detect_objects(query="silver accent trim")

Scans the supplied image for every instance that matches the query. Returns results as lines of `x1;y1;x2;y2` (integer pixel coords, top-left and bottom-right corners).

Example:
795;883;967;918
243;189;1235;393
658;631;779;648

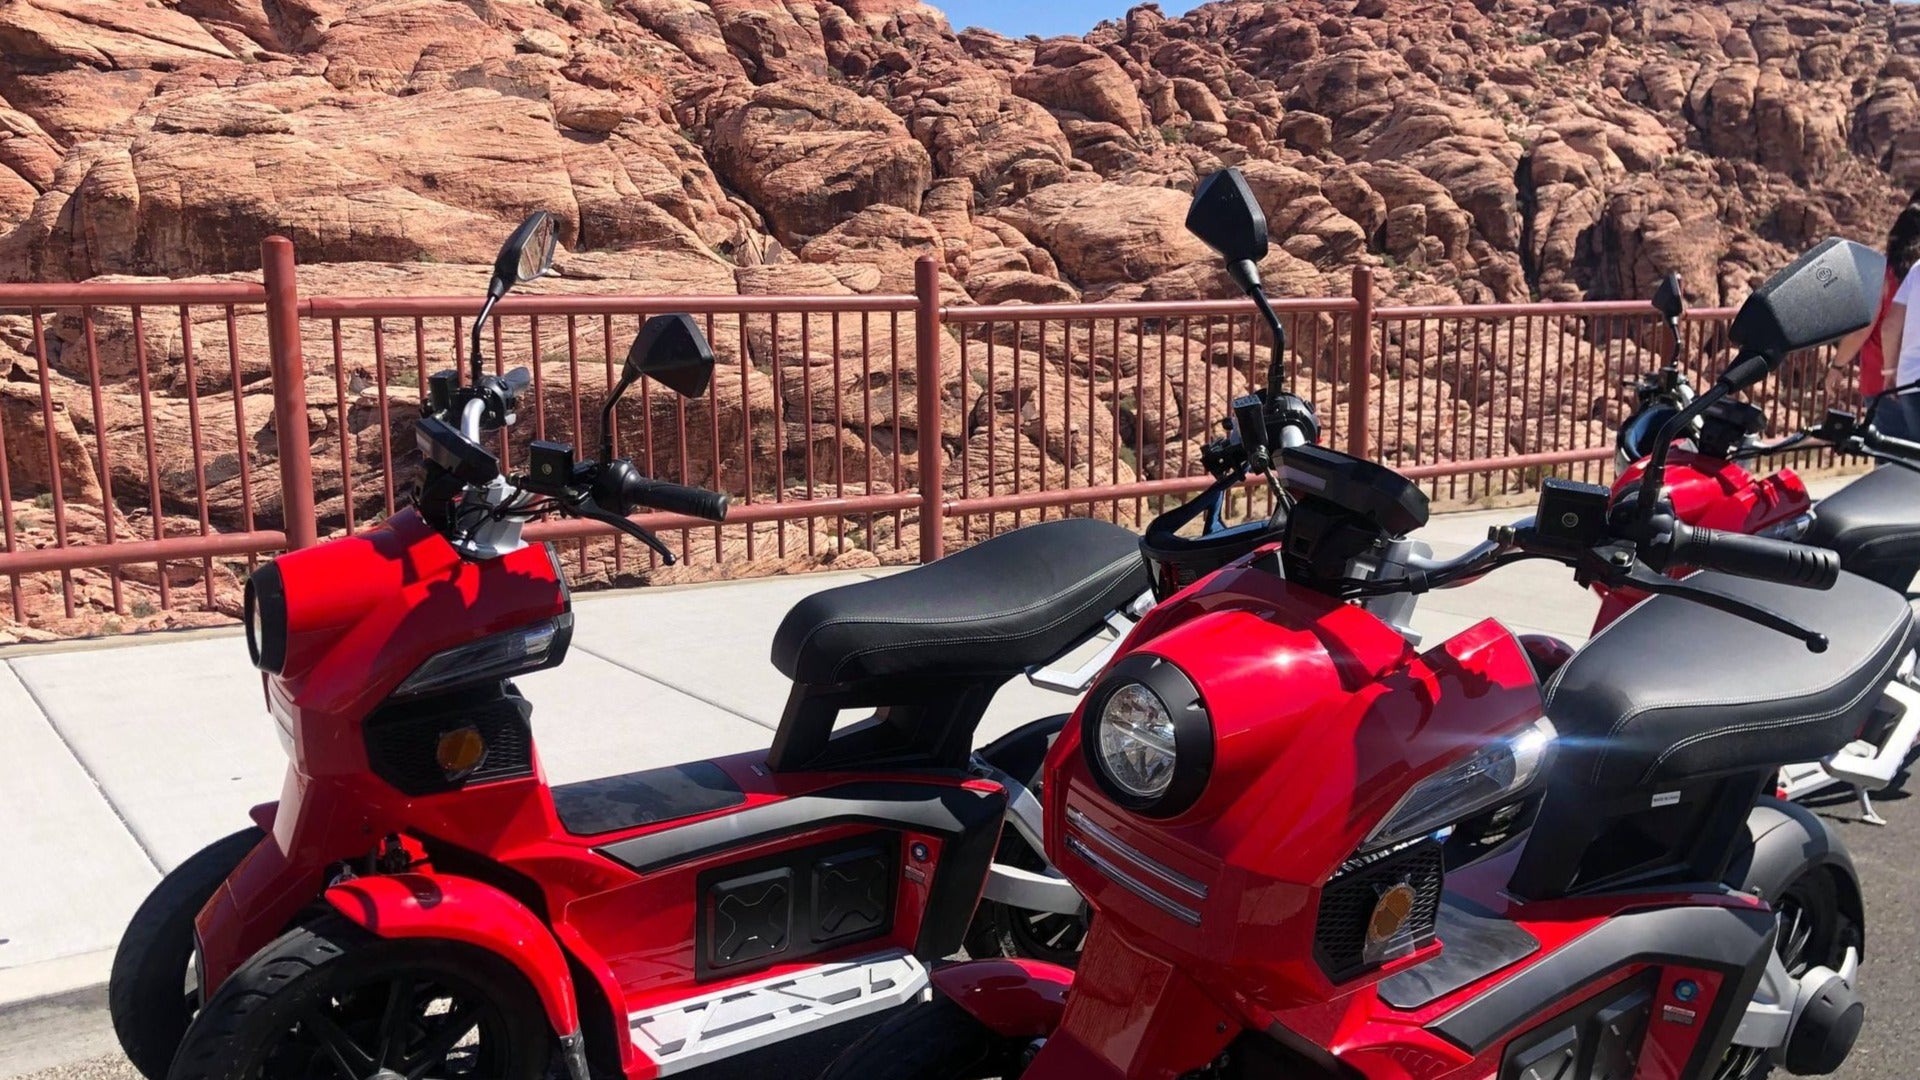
1064;836;1202;926
1026;590;1155;694
1065;807;1208;902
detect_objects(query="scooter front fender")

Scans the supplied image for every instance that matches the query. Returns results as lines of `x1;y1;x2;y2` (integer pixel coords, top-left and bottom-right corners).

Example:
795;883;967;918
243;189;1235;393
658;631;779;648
930;959;1072;1039
325;873;580;1036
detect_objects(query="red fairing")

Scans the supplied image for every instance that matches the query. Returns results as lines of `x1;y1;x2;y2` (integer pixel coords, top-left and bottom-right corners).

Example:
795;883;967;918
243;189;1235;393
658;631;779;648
326;873;581;1035
1039;561;1545;1075
1596;451;1812;628
931;958;1072;1038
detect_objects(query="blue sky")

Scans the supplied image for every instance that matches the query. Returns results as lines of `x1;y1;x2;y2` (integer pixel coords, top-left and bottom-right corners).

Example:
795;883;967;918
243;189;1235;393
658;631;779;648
939;0;1200;38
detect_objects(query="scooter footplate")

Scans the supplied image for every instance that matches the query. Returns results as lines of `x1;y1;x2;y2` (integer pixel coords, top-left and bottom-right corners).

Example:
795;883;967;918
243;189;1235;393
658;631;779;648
628;950;928;1075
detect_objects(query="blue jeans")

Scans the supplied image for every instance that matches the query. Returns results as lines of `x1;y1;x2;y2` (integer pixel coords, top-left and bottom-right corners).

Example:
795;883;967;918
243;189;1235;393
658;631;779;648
1874;391;1920;444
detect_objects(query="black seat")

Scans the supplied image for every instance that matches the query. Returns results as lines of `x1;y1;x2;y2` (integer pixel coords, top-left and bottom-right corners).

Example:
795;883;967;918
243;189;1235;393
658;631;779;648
1804;466;1920;591
771;518;1150;686
1545;570;1913;791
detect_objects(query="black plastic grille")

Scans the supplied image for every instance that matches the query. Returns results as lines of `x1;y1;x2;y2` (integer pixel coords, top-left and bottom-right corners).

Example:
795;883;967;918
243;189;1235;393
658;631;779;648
1313;839;1444;983
365;684;536;796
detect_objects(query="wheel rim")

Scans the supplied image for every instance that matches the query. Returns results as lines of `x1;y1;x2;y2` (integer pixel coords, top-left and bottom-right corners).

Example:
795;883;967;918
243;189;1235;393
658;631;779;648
997;836;1088;965
259;972;510;1080
1713;878;1844;1080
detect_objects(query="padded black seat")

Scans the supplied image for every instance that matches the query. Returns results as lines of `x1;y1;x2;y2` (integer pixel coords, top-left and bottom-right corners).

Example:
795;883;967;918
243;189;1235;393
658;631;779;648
1545;570;1913;790
771;518;1150;686
1804;465;1920;591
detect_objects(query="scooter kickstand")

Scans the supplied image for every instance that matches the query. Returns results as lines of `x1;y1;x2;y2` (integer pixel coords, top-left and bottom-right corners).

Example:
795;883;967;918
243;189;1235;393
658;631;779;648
1855;787;1887;827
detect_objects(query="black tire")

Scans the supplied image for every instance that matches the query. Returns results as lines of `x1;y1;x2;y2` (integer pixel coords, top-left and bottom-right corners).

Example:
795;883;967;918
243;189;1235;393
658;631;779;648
1714;868;1853;1080
167;913;551;1080
110;825;265;1080
821;995;1026;1080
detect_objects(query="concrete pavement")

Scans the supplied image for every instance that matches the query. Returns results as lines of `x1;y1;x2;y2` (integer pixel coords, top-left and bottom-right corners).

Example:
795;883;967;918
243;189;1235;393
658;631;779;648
1;474;1894;1080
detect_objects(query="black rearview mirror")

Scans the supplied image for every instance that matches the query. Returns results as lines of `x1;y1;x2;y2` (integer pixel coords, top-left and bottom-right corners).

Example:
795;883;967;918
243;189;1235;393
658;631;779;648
626;314;715;398
1186;169;1269;294
1729;238;1885;372
489;211;559;300
1651;273;1685;321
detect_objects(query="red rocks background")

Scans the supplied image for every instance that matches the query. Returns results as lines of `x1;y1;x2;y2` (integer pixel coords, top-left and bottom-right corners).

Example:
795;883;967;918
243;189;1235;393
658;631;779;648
0;0;1916;638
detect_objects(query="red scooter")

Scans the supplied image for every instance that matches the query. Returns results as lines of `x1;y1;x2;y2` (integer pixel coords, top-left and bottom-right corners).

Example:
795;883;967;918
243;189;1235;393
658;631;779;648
825;177;1896;1080
107;215;1153;1080
1606;285;1920;822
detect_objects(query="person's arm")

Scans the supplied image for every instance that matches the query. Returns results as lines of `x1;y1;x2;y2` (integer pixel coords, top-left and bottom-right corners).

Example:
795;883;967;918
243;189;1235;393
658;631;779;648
1886;303;1907;385
1834;323;1872;367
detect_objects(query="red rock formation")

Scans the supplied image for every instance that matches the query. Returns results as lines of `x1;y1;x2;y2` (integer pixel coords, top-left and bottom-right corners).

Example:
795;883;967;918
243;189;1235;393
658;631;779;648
0;0;1915;635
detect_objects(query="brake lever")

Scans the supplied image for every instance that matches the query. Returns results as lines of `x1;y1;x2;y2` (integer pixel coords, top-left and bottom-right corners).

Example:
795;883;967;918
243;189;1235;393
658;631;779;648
1582;548;1828;652
572;499;677;565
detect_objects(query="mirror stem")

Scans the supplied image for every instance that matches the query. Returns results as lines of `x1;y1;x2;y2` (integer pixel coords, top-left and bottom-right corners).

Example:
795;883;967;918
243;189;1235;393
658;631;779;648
470;292;501;387
600;374;636;464
1239;276;1288;398
1635;351;1765;521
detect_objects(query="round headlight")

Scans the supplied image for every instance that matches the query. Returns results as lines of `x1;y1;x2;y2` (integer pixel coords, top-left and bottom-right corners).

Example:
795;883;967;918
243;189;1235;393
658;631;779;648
244;562;288;674
1082;654;1213;817
1098;683;1177;798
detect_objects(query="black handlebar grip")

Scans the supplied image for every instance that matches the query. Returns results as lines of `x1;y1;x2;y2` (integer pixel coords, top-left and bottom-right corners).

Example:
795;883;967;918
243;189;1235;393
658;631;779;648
623;475;731;522
1673;526;1840;589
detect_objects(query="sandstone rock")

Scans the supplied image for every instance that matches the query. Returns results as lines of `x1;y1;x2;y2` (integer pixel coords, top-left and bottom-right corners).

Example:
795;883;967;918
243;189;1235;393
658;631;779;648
711;81;932;247
998;182;1211;287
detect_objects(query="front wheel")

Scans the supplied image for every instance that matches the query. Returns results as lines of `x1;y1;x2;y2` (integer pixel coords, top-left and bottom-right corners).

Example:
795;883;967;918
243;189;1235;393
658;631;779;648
167;914;552;1080
110;826;265;1080
1714;869;1855;1080
821;995;1028;1080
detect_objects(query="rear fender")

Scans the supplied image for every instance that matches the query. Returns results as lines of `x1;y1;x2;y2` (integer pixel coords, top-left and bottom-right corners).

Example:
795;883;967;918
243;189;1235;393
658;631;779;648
1729;797;1866;955
325;873;580;1035
929;958;1072;1039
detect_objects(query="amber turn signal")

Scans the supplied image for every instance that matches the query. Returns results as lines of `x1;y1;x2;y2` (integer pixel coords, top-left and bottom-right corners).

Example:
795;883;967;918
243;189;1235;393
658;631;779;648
435;726;488;782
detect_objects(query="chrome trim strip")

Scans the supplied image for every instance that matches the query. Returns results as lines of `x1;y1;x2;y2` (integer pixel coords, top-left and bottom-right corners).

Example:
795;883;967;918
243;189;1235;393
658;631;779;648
1066;807;1208;900
1065;836;1202;926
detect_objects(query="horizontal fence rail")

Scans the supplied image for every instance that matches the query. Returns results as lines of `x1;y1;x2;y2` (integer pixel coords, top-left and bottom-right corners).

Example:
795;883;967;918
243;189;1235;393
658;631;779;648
0;241;1863;639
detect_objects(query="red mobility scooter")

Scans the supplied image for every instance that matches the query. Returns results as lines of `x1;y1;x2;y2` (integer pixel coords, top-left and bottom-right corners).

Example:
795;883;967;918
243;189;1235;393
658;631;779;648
107;214;1152;1080
1607;280;1920;821
826;177;1895;1080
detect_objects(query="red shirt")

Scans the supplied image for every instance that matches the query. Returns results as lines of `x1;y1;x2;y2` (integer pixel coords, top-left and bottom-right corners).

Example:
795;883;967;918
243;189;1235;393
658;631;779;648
1860;265;1899;399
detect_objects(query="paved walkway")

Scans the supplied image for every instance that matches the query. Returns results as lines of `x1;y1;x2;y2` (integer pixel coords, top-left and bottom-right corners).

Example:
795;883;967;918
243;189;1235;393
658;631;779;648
0;476;1858;1037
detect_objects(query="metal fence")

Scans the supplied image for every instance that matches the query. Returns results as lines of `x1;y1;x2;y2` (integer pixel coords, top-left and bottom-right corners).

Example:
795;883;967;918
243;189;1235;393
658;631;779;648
0;239;1857;636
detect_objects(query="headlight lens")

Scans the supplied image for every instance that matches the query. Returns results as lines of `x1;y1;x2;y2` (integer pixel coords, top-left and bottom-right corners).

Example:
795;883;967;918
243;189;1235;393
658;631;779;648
1098;683;1178;798
394;613;573;697
1362;718;1556;853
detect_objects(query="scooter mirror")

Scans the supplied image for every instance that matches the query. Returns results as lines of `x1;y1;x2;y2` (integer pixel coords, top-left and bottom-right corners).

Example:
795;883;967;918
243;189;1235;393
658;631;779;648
1185;168;1269;295
1728;238;1885;375
625;314;715;398
488;211;559;300
1651;273;1685;322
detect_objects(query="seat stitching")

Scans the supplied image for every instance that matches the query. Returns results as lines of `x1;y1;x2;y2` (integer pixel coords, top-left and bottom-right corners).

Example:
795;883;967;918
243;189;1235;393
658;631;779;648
789;547;1139;665
1582;614;1905;785
824;556;1144;682
1636;654;1899;785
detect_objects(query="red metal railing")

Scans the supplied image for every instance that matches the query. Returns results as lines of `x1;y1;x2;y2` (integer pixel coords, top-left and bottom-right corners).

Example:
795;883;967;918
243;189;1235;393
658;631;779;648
0;241;1859;637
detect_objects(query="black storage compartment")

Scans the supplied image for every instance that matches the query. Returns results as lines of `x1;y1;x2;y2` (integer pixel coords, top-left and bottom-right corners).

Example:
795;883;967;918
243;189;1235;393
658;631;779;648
697;834;898;980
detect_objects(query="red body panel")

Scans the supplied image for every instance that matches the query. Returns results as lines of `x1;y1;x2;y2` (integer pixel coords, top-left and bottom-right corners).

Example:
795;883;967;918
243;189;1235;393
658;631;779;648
929;959;1072;1039
194;509;1003;1080
1595;451;1813;629
327;873;581;1033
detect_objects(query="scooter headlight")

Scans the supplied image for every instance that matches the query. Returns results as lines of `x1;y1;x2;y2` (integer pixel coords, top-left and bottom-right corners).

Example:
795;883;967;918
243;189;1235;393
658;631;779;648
244;562;288;675
1084;655;1212;817
1098;684;1177;798
1361;717;1556;853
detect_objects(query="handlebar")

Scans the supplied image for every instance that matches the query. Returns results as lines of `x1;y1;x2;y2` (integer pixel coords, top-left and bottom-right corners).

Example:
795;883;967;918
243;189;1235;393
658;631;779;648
621;473;731;522
1664;523;1840;589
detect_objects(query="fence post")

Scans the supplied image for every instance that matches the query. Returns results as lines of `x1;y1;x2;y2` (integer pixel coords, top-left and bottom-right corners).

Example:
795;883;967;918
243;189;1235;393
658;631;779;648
914;255;945;563
262;236;317;550
1346;265;1375;460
